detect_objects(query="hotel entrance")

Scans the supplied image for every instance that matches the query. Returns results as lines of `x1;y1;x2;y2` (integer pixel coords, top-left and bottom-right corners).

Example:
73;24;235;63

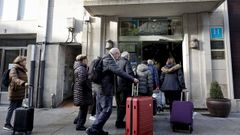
118;17;183;68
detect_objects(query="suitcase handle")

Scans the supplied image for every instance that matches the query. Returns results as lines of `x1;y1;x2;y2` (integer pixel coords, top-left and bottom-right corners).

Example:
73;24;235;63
131;83;139;96
181;90;189;101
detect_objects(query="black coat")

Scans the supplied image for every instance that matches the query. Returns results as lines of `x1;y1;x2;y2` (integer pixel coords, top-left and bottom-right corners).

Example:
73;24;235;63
160;64;185;92
73;61;92;106
116;57;134;93
100;54;134;96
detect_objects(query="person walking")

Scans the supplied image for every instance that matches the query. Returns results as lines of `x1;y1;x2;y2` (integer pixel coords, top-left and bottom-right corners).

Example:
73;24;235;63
136;61;153;96
159;57;185;112
3;56;28;131
147;59;160;90
86;48;139;135
115;51;134;128
73;54;92;131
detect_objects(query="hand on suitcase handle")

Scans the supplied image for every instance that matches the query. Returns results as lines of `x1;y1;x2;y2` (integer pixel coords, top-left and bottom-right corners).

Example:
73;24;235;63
133;78;139;84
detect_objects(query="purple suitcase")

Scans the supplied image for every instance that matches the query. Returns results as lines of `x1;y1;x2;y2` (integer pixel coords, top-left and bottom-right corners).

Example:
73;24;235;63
170;91;193;133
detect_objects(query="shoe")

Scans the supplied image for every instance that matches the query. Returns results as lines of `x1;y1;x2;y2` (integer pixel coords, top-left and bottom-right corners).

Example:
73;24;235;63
76;126;87;131
89;116;96;121
86;127;98;135
3;124;13;131
115;121;125;129
99;130;108;135
73;118;78;124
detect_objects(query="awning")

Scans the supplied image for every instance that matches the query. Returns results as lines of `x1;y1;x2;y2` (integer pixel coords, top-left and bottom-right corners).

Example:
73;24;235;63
84;0;225;17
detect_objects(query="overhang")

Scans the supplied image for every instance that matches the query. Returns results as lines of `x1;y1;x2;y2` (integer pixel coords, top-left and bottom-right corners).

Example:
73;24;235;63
84;0;224;17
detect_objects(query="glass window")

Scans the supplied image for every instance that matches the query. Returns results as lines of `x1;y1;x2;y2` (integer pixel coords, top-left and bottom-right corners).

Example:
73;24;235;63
211;51;225;60
22;0;37;20
211;41;224;49
1;0;19;20
119;18;182;36
1;50;20;91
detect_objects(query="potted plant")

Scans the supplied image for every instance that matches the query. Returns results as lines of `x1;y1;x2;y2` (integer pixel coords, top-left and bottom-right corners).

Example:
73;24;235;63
206;81;231;117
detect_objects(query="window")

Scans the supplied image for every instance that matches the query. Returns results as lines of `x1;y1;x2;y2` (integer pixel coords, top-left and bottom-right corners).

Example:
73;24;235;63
0;0;37;20
119;18;182;36
1;0;19;20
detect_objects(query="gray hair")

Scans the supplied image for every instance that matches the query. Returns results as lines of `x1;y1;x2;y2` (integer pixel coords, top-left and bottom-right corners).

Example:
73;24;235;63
121;51;129;59
147;59;154;65
109;48;120;55
76;54;87;61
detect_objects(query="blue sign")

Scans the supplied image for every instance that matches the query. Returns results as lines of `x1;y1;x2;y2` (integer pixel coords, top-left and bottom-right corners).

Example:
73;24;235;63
210;27;223;39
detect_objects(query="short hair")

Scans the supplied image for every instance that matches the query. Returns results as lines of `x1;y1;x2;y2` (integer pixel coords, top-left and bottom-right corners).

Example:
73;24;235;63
121;51;129;59
13;56;26;64
105;40;114;49
76;54;87;61
147;59;153;65
109;48;120;55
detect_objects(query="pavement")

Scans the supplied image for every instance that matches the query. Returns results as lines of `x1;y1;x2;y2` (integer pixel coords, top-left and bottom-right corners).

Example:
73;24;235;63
1;105;240;135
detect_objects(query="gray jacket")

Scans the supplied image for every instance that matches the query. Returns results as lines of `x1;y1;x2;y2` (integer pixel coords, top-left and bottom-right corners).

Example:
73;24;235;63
160;64;185;92
136;64;153;95
101;54;134;96
116;57;134;93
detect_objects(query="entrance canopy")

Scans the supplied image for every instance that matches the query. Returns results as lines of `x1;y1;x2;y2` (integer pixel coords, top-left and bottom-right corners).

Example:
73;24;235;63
84;0;224;17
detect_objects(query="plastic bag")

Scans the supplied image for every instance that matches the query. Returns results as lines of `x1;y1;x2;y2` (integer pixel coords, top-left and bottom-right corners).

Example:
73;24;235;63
152;91;166;108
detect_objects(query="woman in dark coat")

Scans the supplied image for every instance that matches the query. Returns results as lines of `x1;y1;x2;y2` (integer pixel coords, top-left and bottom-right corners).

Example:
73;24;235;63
3;56;28;131
73;54;92;131
160;57;185;112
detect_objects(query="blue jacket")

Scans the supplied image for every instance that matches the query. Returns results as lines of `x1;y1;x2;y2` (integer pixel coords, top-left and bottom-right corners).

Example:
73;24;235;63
160;64;185;92
148;64;159;89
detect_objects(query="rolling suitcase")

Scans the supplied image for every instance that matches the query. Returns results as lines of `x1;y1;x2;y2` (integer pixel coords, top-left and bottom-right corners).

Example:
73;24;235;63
126;84;153;135
170;90;193;133
13;86;34;135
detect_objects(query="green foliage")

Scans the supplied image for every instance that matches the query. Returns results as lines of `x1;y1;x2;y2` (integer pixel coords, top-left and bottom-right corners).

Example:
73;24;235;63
210;81;224;99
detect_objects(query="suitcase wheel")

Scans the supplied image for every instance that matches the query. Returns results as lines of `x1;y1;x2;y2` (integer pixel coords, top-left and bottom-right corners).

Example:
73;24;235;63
189;125;193;134
171;124;176;132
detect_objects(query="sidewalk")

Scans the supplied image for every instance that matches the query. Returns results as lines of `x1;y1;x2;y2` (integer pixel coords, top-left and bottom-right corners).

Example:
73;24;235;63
1;105;240;135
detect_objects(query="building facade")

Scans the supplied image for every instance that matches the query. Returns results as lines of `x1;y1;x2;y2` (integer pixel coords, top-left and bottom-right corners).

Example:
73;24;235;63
0;0;239;111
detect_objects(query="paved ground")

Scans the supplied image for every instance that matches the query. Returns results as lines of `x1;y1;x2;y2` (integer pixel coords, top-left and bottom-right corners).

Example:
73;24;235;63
1;105;240;135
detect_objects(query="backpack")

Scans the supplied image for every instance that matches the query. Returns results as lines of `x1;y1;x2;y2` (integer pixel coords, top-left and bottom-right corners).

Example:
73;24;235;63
89;57;103;84
1;69;11;88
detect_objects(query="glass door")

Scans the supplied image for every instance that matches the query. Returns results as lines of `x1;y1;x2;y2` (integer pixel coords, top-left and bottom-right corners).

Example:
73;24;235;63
0;48;27;104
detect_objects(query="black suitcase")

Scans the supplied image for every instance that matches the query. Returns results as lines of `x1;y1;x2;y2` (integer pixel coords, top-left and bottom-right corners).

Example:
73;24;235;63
13;85;34;135
13;107;34;135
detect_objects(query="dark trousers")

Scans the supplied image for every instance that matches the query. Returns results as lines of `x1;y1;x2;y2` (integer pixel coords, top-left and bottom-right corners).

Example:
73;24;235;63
77;105;89;127
92;92;113;131
164;91;181;112
5;100;23;125
115;90;131;123
89;92;96;116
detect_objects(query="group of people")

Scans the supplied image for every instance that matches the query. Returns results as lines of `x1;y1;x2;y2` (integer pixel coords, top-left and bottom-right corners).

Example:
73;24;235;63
73;40;185;135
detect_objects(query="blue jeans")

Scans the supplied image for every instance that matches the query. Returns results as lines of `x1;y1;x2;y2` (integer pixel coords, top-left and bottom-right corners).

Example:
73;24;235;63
91;91;113;131
5;100;23;125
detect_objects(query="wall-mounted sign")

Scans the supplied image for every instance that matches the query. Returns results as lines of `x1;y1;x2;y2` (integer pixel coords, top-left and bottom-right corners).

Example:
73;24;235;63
210;27;223;39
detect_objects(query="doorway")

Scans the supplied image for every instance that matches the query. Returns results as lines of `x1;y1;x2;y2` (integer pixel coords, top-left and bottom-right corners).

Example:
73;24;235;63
142;41;182;68
0;48;27;104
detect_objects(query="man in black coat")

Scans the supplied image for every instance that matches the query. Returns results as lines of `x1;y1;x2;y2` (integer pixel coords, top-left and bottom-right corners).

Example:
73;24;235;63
115;51;134;128
86;48;139;135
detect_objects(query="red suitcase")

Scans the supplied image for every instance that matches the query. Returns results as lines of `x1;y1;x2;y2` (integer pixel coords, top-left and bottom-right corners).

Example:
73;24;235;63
126;84;153;135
